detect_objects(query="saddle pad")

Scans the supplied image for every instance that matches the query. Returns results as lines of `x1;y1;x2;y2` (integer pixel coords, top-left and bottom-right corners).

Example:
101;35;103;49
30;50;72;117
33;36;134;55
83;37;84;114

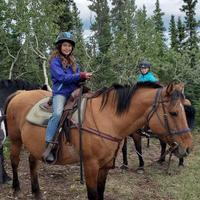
26;97;87;127
71;97;87;124
26;97;52;127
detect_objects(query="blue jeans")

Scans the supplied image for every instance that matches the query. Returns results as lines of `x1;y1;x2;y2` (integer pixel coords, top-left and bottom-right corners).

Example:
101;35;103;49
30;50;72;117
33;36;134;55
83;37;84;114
45;95;68;143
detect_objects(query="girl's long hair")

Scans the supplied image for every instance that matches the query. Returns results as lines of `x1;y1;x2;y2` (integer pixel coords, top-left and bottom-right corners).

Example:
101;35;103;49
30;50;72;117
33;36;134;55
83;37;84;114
48;43;76;72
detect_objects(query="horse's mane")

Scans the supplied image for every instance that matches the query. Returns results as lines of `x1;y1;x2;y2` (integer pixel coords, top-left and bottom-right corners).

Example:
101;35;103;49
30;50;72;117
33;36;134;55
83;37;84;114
170;89;185;106
0;79;41;90
184;105;196;129
99;81;162;115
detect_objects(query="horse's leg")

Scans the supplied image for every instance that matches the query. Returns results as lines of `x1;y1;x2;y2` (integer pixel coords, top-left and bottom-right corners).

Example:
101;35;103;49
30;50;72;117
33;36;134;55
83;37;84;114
158;139;166;164
97;168;109;200
120;137;128;169
178;158;184;166
0;146;11;184
132;134;144;173
84;160;99;200
0;147;3;184
10;140;22;192
29;154;41;198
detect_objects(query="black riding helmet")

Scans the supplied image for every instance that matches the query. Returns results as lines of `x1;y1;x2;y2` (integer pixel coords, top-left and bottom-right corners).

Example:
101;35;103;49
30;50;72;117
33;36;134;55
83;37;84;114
138;60;152;69
55;32;75;48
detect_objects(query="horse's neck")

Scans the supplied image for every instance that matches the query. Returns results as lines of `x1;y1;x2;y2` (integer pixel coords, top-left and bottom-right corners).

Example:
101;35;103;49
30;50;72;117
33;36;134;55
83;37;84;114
117;90;156;137
86;88;156;138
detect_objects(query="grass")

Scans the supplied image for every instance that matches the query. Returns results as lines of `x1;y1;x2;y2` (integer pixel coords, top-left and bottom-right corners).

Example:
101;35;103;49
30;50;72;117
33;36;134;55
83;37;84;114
150;132;200;200
103;131;200;200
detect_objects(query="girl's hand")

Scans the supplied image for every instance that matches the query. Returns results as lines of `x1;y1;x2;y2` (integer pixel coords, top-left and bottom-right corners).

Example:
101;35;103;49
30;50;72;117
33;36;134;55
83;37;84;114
85;72;93;79
80;72;93;80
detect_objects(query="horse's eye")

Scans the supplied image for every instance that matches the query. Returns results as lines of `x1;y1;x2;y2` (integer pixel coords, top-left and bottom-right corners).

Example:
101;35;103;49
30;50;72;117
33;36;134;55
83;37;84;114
169;112;178;117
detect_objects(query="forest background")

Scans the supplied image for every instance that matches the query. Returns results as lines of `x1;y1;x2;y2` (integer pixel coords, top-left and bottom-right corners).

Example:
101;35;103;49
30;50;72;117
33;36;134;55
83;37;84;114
0;0;199;127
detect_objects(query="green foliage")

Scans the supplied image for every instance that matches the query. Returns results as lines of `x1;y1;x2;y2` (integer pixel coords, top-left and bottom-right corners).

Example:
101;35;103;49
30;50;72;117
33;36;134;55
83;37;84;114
53;0;74;31
180;0;200;67
0;0;200;126
177;17;185;51
89;0;112;54
152;0;166;56
194;100;200;129
169;15;178;50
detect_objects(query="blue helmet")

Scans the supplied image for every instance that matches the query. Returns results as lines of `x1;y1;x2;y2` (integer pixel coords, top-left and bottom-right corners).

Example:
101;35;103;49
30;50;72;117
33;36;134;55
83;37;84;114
55;32;75;47
138;60;152;68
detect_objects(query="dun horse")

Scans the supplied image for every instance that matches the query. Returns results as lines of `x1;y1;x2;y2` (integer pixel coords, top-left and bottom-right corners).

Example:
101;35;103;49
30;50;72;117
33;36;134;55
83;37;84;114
5;82;192;200
121;98;196;172
0;79;47;184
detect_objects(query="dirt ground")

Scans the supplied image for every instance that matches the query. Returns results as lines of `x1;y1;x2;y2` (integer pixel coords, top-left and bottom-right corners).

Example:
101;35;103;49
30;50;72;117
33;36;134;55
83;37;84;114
0;137;191;200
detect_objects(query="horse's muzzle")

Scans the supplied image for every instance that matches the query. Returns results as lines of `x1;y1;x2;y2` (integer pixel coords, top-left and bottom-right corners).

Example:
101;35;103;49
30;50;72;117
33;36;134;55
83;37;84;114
172;143;192;158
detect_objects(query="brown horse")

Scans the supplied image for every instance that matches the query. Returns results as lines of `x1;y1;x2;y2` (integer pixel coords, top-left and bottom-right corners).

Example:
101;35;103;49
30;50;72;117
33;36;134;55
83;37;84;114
5;82;192;200
121;98;196;172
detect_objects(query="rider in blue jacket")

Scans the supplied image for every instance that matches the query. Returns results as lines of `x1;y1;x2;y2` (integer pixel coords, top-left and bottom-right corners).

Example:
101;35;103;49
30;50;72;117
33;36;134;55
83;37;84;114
137;60;158;83
43;32;92;162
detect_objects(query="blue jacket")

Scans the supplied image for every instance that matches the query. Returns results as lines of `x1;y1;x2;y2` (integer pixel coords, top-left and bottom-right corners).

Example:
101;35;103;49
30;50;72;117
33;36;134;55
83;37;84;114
50;57;81;97
137;72;158;83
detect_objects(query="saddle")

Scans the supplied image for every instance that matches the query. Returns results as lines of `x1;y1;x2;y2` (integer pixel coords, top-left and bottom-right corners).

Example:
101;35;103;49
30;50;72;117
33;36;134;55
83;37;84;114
26;88;88;127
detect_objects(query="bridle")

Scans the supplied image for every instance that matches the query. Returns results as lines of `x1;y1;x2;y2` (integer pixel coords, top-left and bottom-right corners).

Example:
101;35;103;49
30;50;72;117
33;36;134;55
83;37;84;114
145;88;191;168
146;88;191;137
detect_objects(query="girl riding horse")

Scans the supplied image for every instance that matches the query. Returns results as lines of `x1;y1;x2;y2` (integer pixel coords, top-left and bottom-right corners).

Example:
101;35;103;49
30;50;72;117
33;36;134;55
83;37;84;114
5;81;192;199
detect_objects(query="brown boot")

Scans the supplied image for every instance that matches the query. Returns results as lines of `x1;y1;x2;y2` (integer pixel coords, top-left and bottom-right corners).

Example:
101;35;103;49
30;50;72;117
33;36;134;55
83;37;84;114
42;142;55;163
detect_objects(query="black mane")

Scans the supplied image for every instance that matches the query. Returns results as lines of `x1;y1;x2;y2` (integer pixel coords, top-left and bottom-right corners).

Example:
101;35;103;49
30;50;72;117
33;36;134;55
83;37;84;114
0;79;42;108
0;79;41;90
184;105;196;129
100;82;162;115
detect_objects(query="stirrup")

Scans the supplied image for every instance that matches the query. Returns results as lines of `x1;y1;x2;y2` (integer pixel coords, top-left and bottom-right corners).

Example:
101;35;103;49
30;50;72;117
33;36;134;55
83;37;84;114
42;143;55;164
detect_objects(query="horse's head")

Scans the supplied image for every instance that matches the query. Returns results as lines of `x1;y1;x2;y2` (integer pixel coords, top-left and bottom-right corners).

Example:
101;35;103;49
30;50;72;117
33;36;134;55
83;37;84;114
148;82;192;158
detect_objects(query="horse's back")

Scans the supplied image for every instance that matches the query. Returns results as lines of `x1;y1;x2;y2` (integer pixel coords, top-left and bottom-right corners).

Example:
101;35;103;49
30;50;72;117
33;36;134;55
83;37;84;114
6;90;51;141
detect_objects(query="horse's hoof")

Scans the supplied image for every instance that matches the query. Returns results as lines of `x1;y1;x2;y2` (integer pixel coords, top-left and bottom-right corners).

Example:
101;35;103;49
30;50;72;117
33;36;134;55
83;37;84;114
3;175;12;184
13;183;20;195
120;164;128;170
157;159;165;165
34;192;42;200
136;167;144;174
178;164;185;168
13;188;21;197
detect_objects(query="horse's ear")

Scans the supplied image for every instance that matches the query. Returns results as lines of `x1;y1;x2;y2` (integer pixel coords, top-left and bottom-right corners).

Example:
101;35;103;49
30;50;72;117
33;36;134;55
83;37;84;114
166;82;175;96
175;82;185;93
184;99;191;106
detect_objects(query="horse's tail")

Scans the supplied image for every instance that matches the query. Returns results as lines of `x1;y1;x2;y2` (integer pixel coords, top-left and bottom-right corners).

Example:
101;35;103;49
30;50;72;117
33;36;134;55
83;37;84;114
0;108;6;146
3;91;23;137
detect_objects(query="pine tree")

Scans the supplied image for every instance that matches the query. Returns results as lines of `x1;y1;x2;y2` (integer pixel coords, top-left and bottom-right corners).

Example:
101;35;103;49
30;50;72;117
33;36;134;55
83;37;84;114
153;0;166;56
169;15;178;50
70;2;88;68
53;0;74;32
135;6;156;56
88;0;112;54
177;17;185;50
153;0;165;35
109;0;137;84
180;0;200;67
111;0;126;33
